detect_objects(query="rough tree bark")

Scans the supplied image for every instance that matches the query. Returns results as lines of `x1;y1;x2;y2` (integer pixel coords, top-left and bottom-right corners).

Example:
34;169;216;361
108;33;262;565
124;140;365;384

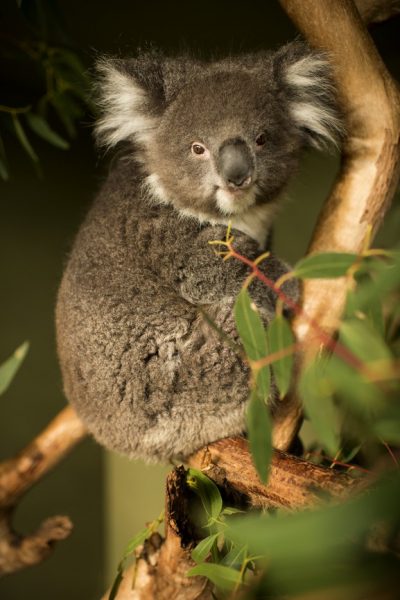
0;0;398;596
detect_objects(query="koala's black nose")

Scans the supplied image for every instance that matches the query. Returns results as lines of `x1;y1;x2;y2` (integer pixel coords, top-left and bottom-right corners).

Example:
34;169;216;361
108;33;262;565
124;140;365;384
218;139;254;189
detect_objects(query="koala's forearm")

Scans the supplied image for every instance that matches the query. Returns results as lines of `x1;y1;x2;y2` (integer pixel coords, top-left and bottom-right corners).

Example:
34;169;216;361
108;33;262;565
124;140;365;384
173;225;292;309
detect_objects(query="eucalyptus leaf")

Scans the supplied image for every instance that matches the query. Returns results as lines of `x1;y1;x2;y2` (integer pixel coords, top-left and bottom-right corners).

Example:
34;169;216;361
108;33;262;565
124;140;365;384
299;360;340;456
0;342;29;396
187;468;223;521
12;113;39;164
339;318;392;363
221;507;244;516
234;288;270;400
325;355;386;415
192;533;219;564
121;526;151;561
187;563;242;591
345;284;384;336
50;94;81;137
51;48;86;77
373;419;400;444
227;472;400;564
246;389;273;483
267;315;294;398
355;254;400;309
221;544;247;568
234;288;268;359
25;113;70;149
293;252;358;279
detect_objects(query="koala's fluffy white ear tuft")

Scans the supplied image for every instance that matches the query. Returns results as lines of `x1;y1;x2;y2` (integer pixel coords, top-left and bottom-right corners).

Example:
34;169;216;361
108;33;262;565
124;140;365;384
277;43;343;149
94;57;160;149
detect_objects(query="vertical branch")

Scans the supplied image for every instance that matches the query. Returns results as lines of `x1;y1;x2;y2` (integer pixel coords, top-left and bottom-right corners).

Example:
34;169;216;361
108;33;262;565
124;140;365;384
274;0;400;450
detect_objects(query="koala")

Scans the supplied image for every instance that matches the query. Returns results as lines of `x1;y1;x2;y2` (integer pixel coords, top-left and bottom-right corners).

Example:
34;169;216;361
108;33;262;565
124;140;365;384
56;42;341;462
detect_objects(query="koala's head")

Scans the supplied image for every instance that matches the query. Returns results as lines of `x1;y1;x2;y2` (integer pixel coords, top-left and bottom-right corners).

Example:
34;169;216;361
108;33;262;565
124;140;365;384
95;43;341;223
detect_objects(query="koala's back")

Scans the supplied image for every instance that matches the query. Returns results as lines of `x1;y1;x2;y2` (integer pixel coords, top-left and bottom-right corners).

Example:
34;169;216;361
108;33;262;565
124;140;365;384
56;160;249;461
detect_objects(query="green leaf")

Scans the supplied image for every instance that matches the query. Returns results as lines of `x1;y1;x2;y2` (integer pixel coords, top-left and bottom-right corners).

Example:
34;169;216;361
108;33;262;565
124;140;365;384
221;544;247;569
234;288;268;361
355;254;400;309
325;354;385;415
299;360;340;456
186;468;223;521
51;48;86;78
339;318;392;363
187;563;242;591
293;252;358;279
191;533;219;564
340;444;362;463
267;315;295;398
345;285;384;336
50;94;83;137
12;113;39;164
0;342;29;396
25;113;70;150
221;507;244;516
373;419;400;444
121;526;151;561
246;389;273;484
234;288;270;400
227;471;400;564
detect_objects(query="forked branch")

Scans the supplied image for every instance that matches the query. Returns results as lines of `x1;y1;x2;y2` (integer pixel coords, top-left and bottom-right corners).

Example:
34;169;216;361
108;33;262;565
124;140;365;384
0;407;87;575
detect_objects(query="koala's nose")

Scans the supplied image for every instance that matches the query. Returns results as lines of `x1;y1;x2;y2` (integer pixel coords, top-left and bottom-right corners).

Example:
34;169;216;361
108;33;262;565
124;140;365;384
218;140;254;189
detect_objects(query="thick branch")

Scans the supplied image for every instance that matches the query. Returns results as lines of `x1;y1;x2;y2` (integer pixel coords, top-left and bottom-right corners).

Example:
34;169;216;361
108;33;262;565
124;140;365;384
102;440;366;599
188;437;364;509
274;0;400;451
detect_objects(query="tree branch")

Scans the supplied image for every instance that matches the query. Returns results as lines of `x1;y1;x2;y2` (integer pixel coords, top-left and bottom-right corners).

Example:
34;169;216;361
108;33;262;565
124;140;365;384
273;0;400;451
188;437;364;509
0;406;87;575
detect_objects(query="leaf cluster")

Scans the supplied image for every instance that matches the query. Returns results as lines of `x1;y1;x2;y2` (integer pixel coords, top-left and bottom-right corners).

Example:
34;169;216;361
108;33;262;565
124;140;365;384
1;1;93;179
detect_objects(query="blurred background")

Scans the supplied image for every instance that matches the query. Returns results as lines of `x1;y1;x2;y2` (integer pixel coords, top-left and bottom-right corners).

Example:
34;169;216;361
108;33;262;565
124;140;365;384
0;1;399;598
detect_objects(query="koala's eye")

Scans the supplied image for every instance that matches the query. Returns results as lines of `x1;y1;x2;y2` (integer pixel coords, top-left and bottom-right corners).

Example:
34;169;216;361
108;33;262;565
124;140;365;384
191;142;208;156
256;133;266;147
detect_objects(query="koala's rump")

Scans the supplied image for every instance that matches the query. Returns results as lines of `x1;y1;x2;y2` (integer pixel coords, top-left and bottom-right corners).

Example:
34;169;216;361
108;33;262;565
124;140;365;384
56;262;248;461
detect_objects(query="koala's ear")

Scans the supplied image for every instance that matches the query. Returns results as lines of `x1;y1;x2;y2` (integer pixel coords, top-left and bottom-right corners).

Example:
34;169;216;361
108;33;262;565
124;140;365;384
273;42;343;149
94;53;166;149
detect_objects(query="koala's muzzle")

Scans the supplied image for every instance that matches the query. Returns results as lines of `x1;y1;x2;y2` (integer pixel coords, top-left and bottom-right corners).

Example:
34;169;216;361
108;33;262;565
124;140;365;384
218;140;254;189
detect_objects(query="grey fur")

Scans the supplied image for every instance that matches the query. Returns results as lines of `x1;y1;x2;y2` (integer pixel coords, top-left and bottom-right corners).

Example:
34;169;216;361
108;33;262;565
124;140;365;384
56;42;340;461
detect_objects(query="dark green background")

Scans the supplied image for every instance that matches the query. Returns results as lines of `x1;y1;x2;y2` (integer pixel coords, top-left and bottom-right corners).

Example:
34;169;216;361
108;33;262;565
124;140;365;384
1;2;399;599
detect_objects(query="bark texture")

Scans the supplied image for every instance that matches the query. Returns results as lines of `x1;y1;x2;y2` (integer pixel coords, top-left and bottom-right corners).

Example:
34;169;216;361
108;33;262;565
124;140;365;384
188;437;364;509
